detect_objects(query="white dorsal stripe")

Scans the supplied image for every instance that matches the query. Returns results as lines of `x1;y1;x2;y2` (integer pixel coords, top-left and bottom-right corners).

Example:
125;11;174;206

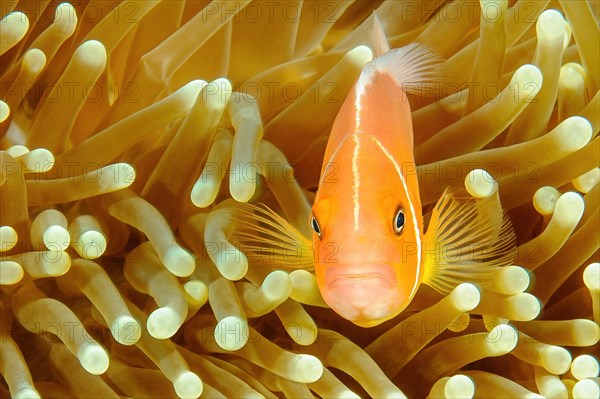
354;70;372;129
317;72;369;202
367;135;422;300
352;134;360;231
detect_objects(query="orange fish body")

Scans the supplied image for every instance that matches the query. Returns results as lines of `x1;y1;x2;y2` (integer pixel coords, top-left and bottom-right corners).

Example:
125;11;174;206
311;50;426;327
229;40;515;329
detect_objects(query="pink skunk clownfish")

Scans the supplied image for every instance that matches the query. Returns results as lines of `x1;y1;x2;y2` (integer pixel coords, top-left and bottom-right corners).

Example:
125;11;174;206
309;43;434;326
226;29;515;328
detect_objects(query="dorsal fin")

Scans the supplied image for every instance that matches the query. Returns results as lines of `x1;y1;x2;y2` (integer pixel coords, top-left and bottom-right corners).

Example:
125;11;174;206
369;13;390;57
359;42;448;97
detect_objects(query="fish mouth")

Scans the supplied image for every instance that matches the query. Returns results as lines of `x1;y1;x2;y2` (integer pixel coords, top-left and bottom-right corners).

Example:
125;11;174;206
320;263;403;326
325;264;397;289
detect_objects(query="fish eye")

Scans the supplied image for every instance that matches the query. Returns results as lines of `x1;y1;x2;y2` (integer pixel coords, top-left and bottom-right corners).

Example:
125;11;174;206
394;209;405;234
310;215;322;238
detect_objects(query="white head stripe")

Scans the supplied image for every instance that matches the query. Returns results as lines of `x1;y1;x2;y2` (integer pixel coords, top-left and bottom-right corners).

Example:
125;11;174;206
352;134;361;231
316;133;353;200
367;135;422;300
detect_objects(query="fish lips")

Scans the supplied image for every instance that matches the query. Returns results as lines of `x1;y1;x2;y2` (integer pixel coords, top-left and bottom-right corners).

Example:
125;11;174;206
321;264;404;327
324;263;398;288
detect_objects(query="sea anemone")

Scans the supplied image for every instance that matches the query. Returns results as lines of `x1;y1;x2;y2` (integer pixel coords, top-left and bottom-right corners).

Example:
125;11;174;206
1;1;599;398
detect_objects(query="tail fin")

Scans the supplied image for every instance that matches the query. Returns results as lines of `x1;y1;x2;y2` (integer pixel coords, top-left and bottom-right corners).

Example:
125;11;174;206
422;189;516;294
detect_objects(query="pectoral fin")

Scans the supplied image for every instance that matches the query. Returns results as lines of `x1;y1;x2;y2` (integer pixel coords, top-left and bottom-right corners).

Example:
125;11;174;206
422;189;516;293
227;202;315;271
